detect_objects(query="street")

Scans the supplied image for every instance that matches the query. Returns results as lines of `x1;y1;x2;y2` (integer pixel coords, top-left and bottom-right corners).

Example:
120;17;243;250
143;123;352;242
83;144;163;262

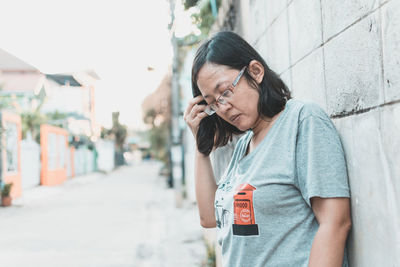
0;161;206;267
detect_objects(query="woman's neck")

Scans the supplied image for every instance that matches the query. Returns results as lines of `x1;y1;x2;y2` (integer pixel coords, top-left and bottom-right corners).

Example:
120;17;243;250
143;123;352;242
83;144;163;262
251;117;272;138
251;110;284;144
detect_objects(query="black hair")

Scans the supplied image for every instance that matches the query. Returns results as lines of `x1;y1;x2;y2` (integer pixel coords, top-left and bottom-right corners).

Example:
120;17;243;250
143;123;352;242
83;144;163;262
191;31;291;156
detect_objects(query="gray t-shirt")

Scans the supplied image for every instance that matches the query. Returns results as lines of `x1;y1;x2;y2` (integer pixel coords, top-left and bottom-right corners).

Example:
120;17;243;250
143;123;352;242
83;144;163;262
214;99;350;267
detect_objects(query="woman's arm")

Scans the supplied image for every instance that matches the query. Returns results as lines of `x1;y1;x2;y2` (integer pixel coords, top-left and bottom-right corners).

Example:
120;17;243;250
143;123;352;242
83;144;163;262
194;151;217;228
184;95;217;228
308;197;352;267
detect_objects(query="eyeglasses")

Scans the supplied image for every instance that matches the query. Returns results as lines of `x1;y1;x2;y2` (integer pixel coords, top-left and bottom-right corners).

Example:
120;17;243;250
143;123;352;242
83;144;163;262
204;66;247;116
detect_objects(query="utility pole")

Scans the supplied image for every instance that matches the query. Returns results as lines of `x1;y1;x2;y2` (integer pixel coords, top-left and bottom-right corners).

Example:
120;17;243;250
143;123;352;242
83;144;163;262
169;0;184;208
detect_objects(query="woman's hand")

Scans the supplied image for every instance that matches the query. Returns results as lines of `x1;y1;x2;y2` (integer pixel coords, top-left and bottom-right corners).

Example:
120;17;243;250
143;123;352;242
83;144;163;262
183;95;209;137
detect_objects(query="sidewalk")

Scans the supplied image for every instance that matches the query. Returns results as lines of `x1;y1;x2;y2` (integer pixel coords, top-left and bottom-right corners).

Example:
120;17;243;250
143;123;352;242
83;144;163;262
0;160;207;267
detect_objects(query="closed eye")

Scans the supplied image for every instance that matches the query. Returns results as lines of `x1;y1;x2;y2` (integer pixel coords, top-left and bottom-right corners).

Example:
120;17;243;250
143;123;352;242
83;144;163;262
222;89;231;97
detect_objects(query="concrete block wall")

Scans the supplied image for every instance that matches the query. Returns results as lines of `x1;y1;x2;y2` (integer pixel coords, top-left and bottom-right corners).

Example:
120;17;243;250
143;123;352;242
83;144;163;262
212;0;400;265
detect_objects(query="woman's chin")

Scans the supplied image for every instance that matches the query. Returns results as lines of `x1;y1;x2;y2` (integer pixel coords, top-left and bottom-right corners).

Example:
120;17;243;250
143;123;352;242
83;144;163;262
233;122;250;132
222;115;249;131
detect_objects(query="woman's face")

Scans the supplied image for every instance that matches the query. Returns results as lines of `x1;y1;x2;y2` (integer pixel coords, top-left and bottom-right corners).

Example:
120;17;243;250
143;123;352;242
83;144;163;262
196;62;262;131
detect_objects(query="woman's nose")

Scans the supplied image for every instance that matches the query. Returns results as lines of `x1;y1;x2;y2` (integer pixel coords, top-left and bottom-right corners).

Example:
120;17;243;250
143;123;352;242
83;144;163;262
217;102;233;114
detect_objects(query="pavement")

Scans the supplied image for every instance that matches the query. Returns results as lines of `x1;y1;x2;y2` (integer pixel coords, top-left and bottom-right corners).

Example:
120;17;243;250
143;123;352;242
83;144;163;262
0;160;207;267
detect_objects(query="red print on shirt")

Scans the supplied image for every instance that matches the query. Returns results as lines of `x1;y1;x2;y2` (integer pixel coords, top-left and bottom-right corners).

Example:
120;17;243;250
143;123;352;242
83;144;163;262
233;183;259;236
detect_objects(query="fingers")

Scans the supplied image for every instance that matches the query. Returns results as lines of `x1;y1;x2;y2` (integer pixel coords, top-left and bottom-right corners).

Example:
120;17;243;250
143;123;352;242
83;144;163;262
184;95;207;121
191;109;208;124
186;103;207;123
188;110;208;136
183;95;210;136
184;95;204;118
190;103;207;118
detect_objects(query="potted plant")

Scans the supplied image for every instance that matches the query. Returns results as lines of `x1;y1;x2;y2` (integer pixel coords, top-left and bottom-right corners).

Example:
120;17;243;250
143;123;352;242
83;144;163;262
1;182;13;207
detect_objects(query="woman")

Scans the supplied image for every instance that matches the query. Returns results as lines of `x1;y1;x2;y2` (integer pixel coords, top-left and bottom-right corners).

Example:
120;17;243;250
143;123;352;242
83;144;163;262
183;31;351;267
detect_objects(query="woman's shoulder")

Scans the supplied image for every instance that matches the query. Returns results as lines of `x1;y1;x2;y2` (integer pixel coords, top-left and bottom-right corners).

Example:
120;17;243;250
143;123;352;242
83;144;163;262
287;98;331;124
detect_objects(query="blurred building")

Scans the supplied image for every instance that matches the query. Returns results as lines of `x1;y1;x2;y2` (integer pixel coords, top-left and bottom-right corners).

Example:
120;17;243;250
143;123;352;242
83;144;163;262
0;48;101;141
0;48;45;111
44;71;101;140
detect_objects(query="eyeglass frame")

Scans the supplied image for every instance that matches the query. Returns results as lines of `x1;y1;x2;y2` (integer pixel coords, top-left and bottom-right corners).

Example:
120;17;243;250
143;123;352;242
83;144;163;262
204;66;247;116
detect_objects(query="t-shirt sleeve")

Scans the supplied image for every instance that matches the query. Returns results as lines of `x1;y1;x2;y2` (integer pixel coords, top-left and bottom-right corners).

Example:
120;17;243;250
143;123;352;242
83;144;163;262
295;114;351;208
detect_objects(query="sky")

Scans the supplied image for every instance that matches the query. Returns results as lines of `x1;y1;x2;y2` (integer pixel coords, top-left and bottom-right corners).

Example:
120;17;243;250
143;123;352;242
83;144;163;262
0;0;197;131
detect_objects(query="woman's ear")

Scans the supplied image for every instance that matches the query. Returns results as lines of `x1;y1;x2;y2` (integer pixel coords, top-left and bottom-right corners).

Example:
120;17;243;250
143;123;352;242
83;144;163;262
248;60;264;84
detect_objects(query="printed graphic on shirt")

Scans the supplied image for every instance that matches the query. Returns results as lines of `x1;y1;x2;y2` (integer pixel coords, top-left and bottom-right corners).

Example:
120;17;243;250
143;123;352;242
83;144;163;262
217;180;233;192
215;199;230;229
215;180;233;229
232;183;259;236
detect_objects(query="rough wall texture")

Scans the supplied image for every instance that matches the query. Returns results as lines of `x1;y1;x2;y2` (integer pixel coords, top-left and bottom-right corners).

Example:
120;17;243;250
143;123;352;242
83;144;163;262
210;0;400;265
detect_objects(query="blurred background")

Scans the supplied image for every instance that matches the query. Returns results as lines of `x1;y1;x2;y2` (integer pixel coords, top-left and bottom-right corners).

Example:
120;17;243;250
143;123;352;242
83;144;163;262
1;0;400;266
0;0;218;266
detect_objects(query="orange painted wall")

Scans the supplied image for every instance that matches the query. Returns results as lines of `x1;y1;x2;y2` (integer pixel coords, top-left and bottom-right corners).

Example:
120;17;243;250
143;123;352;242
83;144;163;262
40;124;68;186
1;111;22;198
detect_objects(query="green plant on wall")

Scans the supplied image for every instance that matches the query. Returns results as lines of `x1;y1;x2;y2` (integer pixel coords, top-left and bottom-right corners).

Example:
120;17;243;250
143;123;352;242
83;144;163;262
0;97;13;110
46;110;68;122
0;125;4;151
202;241;216;267
111;112;127;151
101;112;128;166
0;84;13;110
21;111;47;142
0;85;49;143
1;182;13;197
183;0;221;37
143;108;170;165
0;84;8;151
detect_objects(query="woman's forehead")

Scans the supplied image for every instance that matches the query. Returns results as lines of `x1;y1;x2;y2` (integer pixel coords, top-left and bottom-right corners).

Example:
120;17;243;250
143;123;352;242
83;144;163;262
198;63;229;78
197;64;232;94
